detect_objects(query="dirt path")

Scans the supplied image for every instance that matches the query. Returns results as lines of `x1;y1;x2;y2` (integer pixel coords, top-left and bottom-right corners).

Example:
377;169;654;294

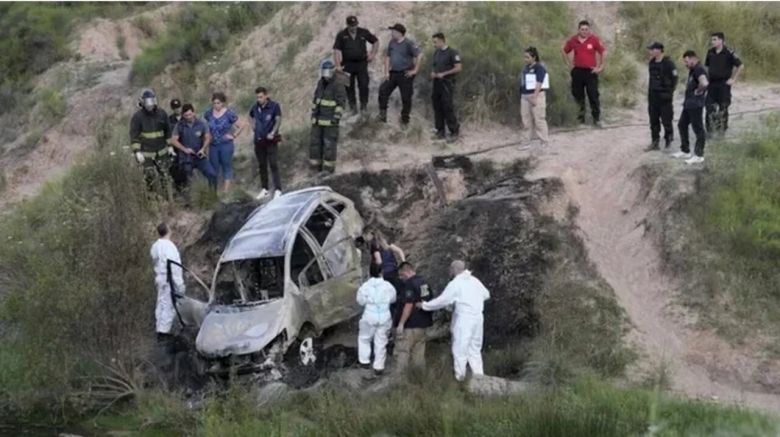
521;83;780;413
337;82;780;413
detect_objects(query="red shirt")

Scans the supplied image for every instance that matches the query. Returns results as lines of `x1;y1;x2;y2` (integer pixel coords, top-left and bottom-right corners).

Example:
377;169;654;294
563;34;605;69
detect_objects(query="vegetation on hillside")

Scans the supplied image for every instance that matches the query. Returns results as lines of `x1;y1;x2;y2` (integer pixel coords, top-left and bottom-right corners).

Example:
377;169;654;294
621;2;780;80
84;375;776;436
0;2;145;113
130;3;283;85
0;122;161;423
661;116;780;341
413;3;638;127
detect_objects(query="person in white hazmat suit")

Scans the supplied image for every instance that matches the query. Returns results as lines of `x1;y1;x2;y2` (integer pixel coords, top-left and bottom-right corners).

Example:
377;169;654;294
356;263;397;375
150;222;185;336
418;260;490;381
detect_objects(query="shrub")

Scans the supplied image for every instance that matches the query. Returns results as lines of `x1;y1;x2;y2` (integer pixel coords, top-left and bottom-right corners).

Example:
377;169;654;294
131;3;284;84
32;87;67;128
621;3;780;80
436;3;581;126
0;132;162;422
665;116;780;340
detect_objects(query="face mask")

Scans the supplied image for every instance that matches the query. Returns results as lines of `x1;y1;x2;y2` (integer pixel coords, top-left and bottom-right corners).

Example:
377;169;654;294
321;68;333;79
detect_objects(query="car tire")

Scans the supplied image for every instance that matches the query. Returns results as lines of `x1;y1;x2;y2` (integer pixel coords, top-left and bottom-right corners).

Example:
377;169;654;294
284;331;323;388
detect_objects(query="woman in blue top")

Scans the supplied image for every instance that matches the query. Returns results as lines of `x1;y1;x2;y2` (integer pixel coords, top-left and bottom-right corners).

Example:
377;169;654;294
203;92;244;193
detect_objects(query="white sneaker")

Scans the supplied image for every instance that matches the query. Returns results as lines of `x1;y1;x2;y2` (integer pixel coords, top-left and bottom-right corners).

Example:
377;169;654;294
685;155;705;165
274;189;282;199
671;151;692;159
256;188;268;199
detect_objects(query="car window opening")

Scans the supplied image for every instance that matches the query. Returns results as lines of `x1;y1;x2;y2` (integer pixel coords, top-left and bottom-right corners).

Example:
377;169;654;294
305;205;337;245
291;232;324;287
214;257;284;305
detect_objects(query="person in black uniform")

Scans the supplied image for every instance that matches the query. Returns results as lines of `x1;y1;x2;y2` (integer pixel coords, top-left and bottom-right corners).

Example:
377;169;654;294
705;32;744;135
395;262;433;374
167;98;188;193
645;42;678;151
333;15;379;116
431;32;462;142
673;51;709;165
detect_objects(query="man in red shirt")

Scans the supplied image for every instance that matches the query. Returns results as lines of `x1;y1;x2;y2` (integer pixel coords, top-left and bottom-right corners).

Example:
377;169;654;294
561;20;607;127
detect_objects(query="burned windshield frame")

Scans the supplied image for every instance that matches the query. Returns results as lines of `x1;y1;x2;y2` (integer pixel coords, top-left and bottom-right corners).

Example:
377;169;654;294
213;257;284;304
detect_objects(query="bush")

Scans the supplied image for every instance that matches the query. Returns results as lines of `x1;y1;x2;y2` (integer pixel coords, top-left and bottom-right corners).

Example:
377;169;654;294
621;3;780;80
437;3;580;126
0;3;148;115
131;3;283;84
32;87;67;127
0;125;162;423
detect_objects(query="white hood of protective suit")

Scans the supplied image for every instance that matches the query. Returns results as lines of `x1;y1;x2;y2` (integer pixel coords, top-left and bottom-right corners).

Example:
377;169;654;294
356;277;396;324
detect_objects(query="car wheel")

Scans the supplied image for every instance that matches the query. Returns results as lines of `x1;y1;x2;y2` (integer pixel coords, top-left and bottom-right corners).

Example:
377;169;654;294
299;336;318;366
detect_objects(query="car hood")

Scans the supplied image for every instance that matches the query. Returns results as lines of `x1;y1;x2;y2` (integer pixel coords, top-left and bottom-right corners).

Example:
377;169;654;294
196;299;286;358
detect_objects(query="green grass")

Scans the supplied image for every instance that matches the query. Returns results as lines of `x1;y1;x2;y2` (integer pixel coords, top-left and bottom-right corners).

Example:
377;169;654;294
0;3;148;113
84;374;776;436
621;3;780;81
131;3;283;84
659;116;780;341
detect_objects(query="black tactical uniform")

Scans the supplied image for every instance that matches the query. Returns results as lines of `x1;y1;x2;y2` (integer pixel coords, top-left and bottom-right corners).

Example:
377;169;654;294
705;46;742;133
647;56;678;148
432;46;461;138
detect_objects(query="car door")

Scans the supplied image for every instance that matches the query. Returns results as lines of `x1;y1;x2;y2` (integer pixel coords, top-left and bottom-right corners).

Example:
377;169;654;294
167;259;210;328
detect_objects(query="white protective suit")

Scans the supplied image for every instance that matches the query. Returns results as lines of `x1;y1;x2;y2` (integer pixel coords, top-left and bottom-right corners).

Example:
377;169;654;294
150;238;184;334
356;277;397;371
422;270;490;381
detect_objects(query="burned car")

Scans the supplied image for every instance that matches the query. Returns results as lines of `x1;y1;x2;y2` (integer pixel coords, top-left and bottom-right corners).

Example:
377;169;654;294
170;186;365;375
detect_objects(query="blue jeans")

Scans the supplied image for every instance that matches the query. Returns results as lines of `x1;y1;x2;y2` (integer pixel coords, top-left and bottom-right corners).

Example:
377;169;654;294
209;141;234;181
179;155;217;189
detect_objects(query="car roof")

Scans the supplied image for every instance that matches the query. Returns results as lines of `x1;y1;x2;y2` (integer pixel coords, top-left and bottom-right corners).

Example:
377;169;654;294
220;186;335;262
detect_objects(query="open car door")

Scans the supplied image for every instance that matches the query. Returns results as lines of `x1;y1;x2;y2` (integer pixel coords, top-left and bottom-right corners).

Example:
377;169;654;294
167;259;210;328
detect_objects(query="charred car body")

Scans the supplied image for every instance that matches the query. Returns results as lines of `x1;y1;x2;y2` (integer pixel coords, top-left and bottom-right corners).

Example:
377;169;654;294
170;187;365;375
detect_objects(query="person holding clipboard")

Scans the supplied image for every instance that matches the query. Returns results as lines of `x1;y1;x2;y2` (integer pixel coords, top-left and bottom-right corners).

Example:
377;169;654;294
520;47;549;147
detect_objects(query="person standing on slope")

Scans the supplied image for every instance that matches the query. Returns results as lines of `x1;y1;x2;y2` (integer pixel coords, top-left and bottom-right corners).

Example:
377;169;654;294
356;263;397;377
561;20;607;127
645;42;679;151
418;260;490;381
673;50;709;165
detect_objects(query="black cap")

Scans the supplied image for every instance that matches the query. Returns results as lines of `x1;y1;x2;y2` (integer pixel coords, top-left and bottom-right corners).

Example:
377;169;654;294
170;98;182;109
647;42;664;51
388;23;406;35
346;16;358;26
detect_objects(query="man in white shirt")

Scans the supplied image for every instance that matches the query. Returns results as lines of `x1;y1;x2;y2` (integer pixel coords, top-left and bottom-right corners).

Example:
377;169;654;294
149;222;184;336
419;260;490;381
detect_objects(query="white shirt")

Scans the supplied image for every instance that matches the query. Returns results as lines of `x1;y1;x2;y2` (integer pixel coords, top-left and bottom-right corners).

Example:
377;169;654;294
422;270;490;318
150;238;183;286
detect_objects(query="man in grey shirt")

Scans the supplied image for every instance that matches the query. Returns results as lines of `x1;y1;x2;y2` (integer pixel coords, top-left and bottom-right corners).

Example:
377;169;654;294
378;23;423;126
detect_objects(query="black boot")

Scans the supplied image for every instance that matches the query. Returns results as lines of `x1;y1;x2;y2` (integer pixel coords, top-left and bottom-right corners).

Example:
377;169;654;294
644;141;660;152
378;110;387;123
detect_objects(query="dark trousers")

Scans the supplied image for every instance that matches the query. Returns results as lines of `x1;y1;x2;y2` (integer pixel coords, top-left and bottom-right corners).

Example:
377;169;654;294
344;61;370;111
379;71;414;124
678;107;705;157
309;125;339;172
172;155;217;191
432;79;459;135
706;81;732;133
571;67;601;123
648;91;674;143
254;138;282;191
